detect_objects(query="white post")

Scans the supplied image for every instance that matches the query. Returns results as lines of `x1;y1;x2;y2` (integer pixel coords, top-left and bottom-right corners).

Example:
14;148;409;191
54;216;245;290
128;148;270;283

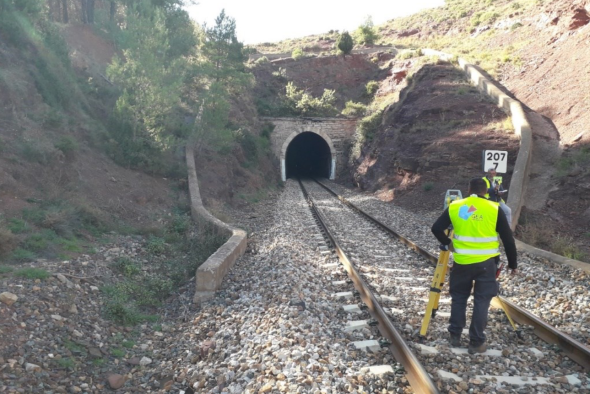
330;158;336;180
281;159;286;181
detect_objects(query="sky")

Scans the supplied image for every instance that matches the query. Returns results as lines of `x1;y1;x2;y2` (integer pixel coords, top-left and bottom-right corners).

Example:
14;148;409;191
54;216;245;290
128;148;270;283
185;0;446;45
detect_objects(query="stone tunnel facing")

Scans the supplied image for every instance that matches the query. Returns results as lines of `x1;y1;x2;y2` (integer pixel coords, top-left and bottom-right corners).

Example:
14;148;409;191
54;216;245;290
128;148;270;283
285;132;332;179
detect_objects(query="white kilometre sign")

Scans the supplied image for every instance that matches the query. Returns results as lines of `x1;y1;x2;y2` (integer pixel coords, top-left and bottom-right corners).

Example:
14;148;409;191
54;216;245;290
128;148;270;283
482;150;508;173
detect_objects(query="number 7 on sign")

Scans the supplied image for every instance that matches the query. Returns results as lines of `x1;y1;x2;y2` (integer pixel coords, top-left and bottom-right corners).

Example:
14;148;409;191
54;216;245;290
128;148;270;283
482;150;508;173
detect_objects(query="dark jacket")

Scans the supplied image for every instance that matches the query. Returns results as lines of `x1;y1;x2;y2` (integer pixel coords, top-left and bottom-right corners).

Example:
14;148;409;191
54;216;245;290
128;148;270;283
484;176;506;203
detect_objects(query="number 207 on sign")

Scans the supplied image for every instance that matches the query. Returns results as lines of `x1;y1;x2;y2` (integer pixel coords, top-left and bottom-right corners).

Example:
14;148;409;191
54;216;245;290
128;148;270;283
482;150;508;173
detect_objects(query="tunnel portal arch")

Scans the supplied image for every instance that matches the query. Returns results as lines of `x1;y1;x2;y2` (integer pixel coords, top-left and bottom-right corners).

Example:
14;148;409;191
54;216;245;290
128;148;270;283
280;130;335;181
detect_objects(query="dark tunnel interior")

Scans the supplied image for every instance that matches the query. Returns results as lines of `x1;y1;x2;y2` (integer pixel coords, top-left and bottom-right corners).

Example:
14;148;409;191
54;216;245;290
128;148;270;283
286;132;331;179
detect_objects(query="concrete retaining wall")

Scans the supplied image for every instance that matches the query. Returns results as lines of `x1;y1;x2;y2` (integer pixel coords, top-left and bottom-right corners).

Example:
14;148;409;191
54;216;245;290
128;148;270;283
421;50;588;271
186;146;248;303
456;58;532;231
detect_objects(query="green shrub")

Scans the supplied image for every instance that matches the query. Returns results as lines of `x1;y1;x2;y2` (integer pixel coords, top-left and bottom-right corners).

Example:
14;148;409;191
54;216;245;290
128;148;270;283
22;232;53;253
0;7;40;47
7;218;30;234
271;67;287;79
141;277;173;304
0;228;18;256
146;236;168;255
341;101;367;117
354;16;378;45
56;358;75;370
31;54;71;109
510;22;523;31
14;267;50;280
238;131;258;160
57;237;82;252
54;136;78;160
555;147;590;177
285;82;337;116
551;235;586;261
111;257;141;278
19;140;50;164
261;122;275;139
336;31;354;55
111;349;125;358
167;214;190;235
104;300;143;326
423;182;434;191
92;359;105;366
43;109;63;129
357;111;383;142
243;46;257;55
22;206;47;225
254;56;269;65
62;339;84;354
292;47;304;60
397;50;418;60
10;248;36;262
0;266;14;275
122;340;135;348
366;80;379;96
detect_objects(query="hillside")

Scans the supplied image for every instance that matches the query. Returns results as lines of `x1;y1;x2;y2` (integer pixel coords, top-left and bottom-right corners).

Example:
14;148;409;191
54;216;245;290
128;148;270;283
0;15;278;264
250;0;590;261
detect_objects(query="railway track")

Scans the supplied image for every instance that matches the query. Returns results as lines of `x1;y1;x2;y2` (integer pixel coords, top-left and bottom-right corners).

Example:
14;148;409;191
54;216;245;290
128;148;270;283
299;178;590;393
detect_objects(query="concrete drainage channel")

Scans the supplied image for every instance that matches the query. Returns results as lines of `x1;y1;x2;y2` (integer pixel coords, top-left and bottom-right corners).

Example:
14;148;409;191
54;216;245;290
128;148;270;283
300;178;590;393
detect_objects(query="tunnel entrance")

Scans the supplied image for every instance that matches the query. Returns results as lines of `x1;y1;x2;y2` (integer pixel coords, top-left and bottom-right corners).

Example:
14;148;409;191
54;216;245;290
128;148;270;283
285;132;332;179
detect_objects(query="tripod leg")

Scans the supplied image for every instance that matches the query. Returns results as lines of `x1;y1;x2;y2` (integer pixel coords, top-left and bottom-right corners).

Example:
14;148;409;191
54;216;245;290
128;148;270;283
420;250;450;336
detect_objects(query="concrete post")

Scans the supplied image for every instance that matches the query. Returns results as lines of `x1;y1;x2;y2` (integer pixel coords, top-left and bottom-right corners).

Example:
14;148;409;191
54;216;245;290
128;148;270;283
281;159;286;181
330;158;336;180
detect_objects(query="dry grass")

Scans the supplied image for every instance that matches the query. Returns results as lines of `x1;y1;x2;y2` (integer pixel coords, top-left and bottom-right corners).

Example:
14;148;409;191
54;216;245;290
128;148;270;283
551;234;587;261
0;228;18;256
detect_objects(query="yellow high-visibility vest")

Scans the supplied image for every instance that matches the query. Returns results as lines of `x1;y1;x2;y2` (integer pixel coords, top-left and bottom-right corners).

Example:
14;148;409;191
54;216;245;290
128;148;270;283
482;176;491;199
449;196;500;265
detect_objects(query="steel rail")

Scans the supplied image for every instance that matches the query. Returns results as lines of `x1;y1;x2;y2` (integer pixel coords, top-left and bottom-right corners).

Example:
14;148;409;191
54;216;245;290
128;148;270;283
298;179;440;394
313;178;590;372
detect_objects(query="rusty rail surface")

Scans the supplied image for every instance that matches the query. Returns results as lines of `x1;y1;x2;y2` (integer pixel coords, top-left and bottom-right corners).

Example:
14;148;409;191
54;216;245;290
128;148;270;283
298;179;440;394
313;178;590;372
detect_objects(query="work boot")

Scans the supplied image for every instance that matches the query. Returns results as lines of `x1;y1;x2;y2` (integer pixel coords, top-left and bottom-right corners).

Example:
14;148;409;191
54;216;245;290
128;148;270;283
449;334;461;347
468;342;487;354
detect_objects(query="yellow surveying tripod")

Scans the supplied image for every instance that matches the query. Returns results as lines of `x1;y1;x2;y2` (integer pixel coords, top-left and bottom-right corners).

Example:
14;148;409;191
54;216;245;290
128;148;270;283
419;190;520;337
420;190;461;337
420;229;453;336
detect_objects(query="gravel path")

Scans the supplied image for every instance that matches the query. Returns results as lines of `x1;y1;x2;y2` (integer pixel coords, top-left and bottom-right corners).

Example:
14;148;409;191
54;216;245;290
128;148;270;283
1;179;588;393
140;180;411;393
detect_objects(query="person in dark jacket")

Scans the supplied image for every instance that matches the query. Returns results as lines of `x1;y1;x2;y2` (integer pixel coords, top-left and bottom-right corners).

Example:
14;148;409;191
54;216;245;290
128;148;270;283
483;168;512;227
431;177;518;354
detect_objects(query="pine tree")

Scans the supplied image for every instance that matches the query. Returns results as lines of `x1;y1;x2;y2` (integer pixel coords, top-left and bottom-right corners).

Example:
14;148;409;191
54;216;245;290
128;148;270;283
337;31;354;56
202;9;246;83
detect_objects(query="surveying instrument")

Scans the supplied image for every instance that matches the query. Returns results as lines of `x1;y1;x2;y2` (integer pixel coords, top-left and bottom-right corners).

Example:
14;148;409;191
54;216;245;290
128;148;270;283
419;190;519;338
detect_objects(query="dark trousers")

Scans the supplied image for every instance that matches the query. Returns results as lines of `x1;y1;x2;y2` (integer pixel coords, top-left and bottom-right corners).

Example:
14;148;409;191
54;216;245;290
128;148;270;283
448;257;498;345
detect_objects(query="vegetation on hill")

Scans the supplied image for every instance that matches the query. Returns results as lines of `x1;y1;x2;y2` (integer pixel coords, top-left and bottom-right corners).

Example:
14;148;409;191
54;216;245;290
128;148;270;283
0;0;278;321
373;0;538;77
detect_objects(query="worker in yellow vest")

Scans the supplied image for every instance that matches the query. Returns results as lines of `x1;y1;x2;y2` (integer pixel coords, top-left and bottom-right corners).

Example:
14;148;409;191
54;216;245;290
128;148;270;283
431;178;517;354
483;168;512;227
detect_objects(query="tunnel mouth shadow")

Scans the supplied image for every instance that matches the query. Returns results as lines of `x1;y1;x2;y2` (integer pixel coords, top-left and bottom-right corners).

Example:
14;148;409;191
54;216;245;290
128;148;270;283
286;132;331;179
